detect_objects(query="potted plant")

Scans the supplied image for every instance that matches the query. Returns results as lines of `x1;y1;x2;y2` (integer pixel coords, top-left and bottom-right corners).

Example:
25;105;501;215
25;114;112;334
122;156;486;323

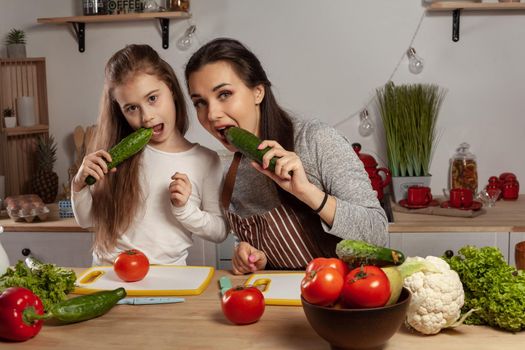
375;82;446;202
2;108;17;128
5;28;27;58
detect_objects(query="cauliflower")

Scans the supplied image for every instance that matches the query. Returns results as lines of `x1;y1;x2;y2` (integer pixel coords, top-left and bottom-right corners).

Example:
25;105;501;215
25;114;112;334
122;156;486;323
402;256;465;335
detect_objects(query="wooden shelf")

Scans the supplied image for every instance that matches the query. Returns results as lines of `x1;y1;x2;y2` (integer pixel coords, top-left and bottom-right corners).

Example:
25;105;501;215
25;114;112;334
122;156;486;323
426;2;525;42
4;124;49;137
37;11;190;24
427;2;525;11
37;11;191;52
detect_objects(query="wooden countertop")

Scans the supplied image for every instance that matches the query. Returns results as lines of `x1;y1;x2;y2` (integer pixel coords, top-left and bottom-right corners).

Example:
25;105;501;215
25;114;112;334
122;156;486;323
2;197;524;234
5;269;524;350
390;196;525;233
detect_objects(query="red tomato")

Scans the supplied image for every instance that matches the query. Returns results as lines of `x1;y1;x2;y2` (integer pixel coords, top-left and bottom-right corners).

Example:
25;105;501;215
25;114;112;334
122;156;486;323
113;249;150;282
306;257;349;278
221;286;265;325
341;265;390;308
301;267;344;306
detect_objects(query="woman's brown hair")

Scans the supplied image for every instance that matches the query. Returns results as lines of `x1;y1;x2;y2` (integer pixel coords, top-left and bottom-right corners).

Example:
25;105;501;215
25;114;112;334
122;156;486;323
90;44;189;254
185;38;338;261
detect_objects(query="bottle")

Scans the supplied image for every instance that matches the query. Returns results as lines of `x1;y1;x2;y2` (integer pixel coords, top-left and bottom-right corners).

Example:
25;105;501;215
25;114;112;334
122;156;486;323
450;142;478;195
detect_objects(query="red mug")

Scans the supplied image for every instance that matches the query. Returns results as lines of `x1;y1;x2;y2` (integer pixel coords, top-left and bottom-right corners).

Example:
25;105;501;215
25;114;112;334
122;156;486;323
407;186;432;206
449;188;473;208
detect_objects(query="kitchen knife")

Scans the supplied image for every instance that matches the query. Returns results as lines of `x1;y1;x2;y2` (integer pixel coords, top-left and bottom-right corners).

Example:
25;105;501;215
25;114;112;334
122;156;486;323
117;297;185;305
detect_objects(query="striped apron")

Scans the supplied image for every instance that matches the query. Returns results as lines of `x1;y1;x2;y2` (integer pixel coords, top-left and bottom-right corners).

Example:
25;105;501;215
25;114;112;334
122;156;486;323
221;153;338;269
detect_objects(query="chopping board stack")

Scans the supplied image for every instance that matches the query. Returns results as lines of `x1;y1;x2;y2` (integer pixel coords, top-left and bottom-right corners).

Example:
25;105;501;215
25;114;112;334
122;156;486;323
66;125;97;196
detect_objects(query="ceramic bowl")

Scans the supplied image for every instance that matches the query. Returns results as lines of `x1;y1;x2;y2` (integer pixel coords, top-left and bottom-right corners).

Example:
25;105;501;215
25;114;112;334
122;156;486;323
301;287;411;350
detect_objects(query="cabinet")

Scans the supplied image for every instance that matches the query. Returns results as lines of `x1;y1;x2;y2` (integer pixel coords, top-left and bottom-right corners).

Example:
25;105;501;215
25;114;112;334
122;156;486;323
37;11;191;52
0;58;49;197
0;231;93;267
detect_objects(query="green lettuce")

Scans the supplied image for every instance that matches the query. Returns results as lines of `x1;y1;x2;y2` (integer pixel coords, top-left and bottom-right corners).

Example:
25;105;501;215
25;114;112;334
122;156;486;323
444;246;525;332
0;259;76;310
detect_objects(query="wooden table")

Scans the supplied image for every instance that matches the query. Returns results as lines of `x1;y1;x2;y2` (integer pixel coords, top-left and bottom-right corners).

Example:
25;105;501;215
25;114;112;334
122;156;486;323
3;270;524;350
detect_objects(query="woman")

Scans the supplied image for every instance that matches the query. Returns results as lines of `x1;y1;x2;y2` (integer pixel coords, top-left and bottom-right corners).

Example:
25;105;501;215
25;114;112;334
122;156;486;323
185;38;388;274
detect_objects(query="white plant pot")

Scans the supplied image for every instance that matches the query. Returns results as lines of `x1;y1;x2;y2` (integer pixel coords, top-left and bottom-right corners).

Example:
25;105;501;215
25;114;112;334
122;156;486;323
6;44;26;58
4;116;17;128
391;175;432;203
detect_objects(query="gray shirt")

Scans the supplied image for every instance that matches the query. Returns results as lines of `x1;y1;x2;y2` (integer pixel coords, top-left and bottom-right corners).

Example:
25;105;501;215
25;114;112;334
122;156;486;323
231;118;388;247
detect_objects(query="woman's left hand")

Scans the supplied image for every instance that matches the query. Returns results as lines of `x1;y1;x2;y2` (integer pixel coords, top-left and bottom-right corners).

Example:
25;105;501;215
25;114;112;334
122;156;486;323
252;140;312;199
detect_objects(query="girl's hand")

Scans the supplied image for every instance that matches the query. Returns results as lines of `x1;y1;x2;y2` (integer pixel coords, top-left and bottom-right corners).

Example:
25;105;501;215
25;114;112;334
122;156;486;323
169;172;191;207
252;140;312;199
72;150;114;192
232;242;267;275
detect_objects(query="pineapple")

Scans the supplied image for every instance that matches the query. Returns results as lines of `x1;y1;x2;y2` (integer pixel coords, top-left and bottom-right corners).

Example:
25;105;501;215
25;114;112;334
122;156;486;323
32;135;59;203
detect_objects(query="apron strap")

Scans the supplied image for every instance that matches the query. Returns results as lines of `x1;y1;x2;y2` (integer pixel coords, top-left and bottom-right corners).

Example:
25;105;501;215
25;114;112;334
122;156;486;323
221;152;242;209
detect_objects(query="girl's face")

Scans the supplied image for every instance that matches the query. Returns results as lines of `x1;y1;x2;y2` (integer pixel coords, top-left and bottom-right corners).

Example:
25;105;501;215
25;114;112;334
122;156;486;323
188;61;265;152
112;72;180;151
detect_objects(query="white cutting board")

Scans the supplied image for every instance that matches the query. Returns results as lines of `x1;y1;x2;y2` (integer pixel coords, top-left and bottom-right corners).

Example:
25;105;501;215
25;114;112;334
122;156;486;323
244;272;305;306
74;265;214;296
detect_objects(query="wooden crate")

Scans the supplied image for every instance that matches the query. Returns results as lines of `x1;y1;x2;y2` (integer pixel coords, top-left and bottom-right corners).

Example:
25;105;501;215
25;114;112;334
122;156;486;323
0;58;49;197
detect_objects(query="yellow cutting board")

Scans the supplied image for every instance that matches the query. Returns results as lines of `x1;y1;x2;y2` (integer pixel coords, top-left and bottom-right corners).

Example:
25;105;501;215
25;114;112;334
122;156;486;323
244;272;305;306
74;265;214;296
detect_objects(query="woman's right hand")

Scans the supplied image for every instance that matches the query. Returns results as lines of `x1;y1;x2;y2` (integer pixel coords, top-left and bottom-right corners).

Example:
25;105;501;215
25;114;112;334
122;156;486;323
232;242;267;275
72;150;114;192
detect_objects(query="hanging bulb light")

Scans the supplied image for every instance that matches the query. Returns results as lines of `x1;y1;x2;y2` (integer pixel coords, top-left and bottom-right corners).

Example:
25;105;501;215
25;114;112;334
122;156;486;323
176;25;196;51
406;47;424;75
358;109;374;137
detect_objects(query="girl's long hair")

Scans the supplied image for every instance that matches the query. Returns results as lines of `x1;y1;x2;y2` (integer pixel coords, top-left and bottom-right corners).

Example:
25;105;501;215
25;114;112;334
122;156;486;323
90;44;188;254
185;38;335;259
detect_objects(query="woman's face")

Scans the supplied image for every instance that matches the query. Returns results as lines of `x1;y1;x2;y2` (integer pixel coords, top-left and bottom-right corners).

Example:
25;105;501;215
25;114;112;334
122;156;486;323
188;61;265;152
112;72;179;151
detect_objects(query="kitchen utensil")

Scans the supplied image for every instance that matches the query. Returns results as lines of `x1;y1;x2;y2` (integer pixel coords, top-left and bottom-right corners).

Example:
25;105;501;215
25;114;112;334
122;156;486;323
302;288;411;350
515;241;525;270
244;272;304;306
117;297;185;305
352;143;391;200
406;186;432;206
74;265;215;296
73;126;85;168
449;188;473;208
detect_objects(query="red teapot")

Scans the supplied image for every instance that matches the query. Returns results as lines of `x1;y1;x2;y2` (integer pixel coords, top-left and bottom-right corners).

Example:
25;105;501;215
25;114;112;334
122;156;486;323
352;143;392;200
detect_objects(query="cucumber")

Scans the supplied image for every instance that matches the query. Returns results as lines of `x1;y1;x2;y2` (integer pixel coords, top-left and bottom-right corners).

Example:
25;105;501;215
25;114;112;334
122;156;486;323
224;127;278;171
85;127;153;185
335;239;406;267
46;288;126;324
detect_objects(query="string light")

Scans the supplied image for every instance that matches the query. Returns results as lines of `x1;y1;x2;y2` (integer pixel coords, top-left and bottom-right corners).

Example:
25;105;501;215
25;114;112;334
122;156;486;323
407;47;424;74
176;25;196;51
358;109;374;137
333;11;426;129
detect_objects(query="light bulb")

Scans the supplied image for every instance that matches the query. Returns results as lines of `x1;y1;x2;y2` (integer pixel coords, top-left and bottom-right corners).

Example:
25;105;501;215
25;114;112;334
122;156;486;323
176;25;196;51
358;109;374;137
406;47;424;75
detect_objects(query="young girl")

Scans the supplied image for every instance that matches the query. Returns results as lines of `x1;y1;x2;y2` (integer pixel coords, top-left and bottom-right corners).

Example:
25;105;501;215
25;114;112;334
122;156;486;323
72;44;227;266
185;38;388;275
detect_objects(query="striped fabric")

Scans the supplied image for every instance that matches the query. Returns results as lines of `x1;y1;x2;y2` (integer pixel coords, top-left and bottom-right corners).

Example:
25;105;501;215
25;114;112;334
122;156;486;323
225;204;321;269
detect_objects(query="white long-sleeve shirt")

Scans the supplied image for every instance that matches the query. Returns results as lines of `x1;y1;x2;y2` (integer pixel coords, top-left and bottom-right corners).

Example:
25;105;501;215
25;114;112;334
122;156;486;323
72;144;228;266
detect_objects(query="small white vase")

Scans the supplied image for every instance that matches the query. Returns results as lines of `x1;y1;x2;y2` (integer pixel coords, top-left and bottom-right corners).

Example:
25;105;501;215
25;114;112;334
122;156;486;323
391;175;432;203
4;116;17;128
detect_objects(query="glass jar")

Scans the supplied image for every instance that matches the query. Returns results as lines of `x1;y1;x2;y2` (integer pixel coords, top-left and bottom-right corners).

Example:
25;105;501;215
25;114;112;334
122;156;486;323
167;0;190;11
450;142;478;195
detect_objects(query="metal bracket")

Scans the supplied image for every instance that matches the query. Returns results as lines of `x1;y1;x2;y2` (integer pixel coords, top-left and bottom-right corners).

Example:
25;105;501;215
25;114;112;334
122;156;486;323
452;9;460;42
159;18;170;49
71;22;86;52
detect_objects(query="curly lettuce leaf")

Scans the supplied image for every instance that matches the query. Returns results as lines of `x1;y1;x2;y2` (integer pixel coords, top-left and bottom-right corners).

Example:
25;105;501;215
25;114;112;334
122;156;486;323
444;245;525;332
0;259;76;310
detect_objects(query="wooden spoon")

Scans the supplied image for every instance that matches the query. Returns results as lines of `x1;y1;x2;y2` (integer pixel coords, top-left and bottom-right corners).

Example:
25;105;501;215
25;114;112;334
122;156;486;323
73;126;85;168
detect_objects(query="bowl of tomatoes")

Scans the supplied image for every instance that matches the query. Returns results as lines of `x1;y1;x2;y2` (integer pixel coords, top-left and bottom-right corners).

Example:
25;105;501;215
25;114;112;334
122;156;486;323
300;258;411;350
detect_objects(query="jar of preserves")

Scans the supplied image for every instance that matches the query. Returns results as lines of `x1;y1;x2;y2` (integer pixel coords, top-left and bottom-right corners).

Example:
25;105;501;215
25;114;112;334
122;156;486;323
450;142;478;195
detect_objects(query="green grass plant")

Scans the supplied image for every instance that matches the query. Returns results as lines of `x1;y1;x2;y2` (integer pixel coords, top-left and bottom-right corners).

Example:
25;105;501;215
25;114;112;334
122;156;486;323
376;82;445;177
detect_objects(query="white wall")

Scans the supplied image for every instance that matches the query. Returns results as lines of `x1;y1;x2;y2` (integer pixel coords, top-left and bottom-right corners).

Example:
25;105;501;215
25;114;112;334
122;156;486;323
1;0;524;196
